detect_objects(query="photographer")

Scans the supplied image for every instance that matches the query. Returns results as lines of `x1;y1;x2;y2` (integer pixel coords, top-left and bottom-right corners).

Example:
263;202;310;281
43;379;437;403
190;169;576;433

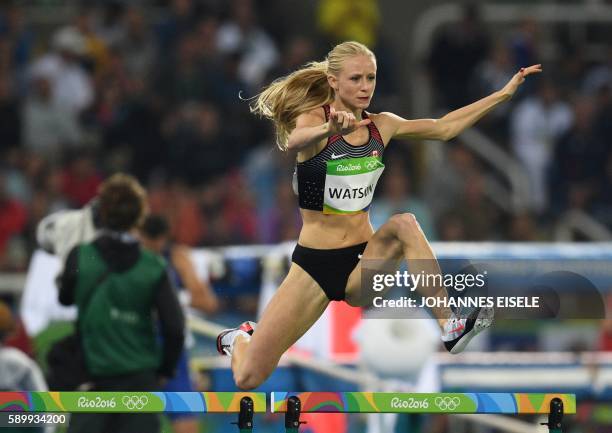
58;174;184;433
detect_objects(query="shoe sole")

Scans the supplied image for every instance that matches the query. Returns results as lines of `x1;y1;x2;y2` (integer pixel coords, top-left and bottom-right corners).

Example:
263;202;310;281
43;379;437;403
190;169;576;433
449;307;494;354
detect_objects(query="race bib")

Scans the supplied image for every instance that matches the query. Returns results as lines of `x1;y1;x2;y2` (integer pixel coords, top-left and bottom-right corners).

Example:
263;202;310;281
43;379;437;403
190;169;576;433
323;156;385;214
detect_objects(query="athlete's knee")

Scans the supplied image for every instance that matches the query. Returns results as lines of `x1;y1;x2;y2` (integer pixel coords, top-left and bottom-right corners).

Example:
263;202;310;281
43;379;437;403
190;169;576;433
234;371;262;390
389;213;420;233
234;364;271;390
388;213;425;244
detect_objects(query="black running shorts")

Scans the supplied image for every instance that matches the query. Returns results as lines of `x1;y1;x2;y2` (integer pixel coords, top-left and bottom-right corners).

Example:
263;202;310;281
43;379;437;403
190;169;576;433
291;242;368;301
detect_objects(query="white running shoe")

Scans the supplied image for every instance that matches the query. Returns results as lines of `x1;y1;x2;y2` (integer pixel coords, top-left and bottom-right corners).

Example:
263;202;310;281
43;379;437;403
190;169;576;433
216;321;257;357
441;307;494;354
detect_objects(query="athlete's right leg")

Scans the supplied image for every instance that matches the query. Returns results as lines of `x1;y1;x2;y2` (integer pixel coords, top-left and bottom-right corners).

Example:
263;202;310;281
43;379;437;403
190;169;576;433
225;264;329;390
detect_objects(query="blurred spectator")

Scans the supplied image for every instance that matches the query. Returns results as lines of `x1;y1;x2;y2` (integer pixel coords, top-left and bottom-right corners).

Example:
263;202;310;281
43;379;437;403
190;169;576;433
192;15;223;92
149;181;205;246
370;168;437;240
139;215;219;433
507;212;543;241
593;152;612;229
0;73;21;152
444;171;500;241
155;0;199;65
117;7;155;83
60;152;102;208
509;19;539;72
93;2;126;49
217;173;258;244
428;3;489;109
550;97;606;215
75;7;111;76
140;214;217;433
511;80;573;213
0;172;27;269
0;5;34;87
424;145;478;219
316;0;381;47
1;149;31;203
593;85;612;153
582;46;612;96
28;26;94;115
437;212;467;242
469;40;515;143
257;181;301;243
164;102;235;185
140;214;219;314
22;70;82;160
160;32;210;104
555;46;587;97
217;0;279;88
267;36;314;80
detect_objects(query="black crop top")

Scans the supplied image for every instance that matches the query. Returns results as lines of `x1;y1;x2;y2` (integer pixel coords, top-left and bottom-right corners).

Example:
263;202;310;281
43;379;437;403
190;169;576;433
293;105;386;213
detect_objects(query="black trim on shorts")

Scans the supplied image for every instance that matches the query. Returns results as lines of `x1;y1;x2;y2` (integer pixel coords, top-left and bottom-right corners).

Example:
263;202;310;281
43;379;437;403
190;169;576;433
292;242;368;301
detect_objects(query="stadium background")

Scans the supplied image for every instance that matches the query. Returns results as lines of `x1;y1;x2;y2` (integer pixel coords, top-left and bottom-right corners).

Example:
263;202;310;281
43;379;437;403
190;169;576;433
0;0;611;432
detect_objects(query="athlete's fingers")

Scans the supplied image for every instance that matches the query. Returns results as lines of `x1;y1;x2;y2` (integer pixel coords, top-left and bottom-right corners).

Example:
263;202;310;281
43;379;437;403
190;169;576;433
342;114;350;130
346;113;356;130
356;119;372;128
336;111;345;125
522;64;542;76
330;106;336;119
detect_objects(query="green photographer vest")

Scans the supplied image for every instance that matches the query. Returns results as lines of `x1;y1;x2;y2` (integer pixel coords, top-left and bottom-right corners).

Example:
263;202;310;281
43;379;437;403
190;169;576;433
75;243;166;376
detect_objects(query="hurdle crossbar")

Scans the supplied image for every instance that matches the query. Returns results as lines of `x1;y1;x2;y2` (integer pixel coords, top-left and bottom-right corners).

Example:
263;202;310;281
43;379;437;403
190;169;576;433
0;392;266;414
271;392;576;415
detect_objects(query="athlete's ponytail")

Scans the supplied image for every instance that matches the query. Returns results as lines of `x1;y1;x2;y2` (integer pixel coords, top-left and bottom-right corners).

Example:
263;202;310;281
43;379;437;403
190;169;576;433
250;41;376;151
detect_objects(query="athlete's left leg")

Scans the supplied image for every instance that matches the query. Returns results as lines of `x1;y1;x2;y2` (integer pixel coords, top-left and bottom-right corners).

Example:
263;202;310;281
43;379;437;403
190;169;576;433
344;213;493;353
345;213;451;326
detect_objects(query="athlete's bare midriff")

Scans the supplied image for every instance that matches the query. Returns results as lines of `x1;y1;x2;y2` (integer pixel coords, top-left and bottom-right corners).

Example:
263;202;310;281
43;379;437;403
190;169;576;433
297;209;374;249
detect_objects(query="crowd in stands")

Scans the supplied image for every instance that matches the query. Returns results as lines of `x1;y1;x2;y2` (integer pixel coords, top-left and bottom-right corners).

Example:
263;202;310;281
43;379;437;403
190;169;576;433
0;0;611;271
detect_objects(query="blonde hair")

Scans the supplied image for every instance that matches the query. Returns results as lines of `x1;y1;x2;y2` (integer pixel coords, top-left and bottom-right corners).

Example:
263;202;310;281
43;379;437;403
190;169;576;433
250;41;376;151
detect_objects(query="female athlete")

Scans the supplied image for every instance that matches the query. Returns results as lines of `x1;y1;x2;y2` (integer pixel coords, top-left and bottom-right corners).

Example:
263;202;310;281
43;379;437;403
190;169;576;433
217;41;541;390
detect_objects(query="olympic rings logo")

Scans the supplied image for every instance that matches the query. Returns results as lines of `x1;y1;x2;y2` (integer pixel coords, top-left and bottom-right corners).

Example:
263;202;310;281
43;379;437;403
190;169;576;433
365;161;379;170
122;395;149;410
434;396;461;411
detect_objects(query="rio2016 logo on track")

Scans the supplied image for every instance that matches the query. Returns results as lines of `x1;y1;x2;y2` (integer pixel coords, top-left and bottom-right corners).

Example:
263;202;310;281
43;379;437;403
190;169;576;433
434;396;461;411
122;395;149;410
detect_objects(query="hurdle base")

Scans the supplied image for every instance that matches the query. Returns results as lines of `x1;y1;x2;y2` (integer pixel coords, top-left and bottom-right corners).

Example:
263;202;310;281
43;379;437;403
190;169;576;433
231;396;254;432
540;398;564;432
285;396;306;433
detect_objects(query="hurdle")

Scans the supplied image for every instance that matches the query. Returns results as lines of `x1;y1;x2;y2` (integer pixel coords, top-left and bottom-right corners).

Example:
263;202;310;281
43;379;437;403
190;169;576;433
272;392;575;433
0;392;265;432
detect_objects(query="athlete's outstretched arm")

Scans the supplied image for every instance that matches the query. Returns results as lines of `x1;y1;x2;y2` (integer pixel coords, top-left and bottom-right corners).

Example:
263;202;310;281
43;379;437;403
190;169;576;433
287;107;371;150
382;64;542;141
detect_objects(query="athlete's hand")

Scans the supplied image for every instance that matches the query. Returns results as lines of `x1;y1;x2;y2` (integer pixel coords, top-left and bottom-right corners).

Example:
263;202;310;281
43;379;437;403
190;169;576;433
328;106;371;135
500;64;542;99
